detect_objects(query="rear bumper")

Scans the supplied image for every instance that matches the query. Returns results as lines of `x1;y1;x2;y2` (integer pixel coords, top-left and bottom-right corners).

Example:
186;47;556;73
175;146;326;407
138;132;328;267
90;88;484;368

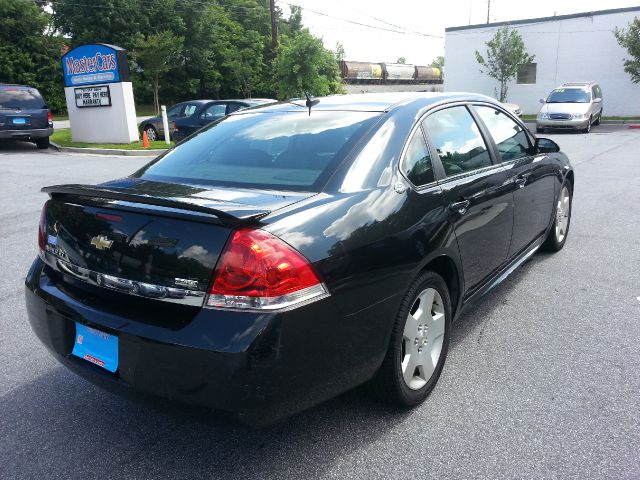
0;127;52;139
25;257;389;421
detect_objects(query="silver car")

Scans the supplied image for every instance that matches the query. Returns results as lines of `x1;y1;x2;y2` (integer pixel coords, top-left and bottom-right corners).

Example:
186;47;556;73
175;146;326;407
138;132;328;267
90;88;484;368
536;82;603;134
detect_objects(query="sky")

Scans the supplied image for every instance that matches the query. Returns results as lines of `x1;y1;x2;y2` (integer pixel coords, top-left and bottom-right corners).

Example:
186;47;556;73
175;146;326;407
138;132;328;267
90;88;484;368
276;0;640;65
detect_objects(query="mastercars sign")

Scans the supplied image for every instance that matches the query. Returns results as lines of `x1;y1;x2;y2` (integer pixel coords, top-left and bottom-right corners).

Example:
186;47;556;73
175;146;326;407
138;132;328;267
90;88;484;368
61;44;130;87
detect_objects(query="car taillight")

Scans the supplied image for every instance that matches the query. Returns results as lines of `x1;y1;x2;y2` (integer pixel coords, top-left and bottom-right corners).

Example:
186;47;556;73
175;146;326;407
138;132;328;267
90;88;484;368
207;228;328;310
38;201;48;250
47;110;52;123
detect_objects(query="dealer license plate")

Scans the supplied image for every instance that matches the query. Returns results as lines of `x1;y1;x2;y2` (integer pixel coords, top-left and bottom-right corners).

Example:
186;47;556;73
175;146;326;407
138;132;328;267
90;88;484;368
72;323;118;372
12;117;27;125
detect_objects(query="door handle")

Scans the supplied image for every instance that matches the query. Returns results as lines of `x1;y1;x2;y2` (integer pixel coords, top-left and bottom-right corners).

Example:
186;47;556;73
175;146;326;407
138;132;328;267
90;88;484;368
514;173;531;188
449;199;471;214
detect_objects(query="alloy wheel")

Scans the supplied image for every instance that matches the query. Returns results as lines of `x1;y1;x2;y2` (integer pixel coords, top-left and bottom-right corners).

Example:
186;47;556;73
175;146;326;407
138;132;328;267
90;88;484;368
402;288;446;390
145;127;157;141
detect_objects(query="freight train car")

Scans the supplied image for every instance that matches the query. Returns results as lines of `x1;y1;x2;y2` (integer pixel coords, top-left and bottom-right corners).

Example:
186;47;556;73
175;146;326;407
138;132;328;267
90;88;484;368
339;61;443;84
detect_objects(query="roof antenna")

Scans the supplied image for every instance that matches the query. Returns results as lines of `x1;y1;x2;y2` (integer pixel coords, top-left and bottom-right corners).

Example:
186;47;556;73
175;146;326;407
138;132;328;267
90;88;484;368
304;90;319;116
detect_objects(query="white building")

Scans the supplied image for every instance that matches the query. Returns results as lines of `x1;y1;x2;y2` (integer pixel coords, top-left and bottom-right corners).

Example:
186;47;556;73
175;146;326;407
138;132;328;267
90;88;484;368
444;6;640;116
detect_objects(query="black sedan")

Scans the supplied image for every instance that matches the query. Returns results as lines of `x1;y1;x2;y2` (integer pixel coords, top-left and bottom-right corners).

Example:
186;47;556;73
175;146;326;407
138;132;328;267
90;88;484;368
138;100;209;141
25;93;573;424
172;98;276;142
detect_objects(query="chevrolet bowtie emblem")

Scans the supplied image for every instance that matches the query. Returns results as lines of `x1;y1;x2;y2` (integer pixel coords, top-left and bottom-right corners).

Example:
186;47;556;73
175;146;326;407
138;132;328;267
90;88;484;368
90;235;114;250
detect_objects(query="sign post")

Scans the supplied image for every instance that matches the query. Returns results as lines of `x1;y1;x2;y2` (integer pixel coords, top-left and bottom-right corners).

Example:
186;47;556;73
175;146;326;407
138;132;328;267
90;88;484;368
160;105;170;145
61;44;139;143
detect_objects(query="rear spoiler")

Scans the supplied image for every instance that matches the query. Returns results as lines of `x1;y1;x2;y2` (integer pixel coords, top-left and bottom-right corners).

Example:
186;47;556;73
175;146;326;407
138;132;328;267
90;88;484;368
41;184;271;225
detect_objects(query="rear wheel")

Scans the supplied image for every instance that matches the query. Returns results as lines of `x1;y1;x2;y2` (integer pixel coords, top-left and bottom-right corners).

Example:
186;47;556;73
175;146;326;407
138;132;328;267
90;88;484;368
144;125;158;141
543;181;572;252
372;271;451;407
35;137;49;149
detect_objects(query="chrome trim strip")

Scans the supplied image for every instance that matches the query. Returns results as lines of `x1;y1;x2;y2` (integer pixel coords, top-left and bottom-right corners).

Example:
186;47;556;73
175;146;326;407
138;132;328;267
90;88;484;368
41;250;205;307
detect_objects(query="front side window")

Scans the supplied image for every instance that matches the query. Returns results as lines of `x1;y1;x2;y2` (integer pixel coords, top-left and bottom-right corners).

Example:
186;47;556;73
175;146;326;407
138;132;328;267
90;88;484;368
473;106;531;162
401;129;435;187
136;111;381;190
422;106;492;177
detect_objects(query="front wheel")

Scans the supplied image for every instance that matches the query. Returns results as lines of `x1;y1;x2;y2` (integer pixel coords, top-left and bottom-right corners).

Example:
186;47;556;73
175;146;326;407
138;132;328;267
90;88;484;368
371;271;451;407
543;181;572;252
582;116;592;134
594;110;602;126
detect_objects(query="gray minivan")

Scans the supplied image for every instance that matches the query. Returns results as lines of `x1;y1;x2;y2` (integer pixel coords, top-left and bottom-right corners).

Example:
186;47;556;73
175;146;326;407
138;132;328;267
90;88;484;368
0;84;53;148
536;82;603;134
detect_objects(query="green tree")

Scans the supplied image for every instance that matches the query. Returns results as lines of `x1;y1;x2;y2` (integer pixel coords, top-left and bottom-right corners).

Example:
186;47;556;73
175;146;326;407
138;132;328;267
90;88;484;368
274;30;344;100
334;42;346;62
614;17;640;83
475;25;534;101
396;56;406;64
131;31;183;114
0;0;66;112
431;56;445;68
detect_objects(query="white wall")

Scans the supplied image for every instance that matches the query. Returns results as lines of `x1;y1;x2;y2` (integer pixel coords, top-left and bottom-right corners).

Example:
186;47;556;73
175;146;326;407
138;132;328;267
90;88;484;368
65;82;139;143
444;10;640;116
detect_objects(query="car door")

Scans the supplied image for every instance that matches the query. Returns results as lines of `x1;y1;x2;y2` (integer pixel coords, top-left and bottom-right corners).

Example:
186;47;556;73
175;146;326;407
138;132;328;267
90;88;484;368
472;105;555;258
422;104;514;293
180;103;226;136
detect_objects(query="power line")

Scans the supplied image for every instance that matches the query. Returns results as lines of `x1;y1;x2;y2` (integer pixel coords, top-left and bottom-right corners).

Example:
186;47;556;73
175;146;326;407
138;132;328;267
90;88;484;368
277;0;443;38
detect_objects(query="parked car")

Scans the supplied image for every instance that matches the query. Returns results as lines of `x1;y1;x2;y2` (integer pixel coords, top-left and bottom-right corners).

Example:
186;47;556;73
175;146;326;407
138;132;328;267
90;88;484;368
501;102;522;117
172;98;276;142
0;84;53;149
536;81;603;133
26;93;573;424
138;100;209;141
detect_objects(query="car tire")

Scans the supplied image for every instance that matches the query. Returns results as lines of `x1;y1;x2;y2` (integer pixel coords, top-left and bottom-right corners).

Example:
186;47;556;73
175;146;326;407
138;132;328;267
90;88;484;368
594;110;602;126
542;180;572;252
143;125;158;141
371;271;451;407
35;137;49;149
536;126;544;134
582;116;592;134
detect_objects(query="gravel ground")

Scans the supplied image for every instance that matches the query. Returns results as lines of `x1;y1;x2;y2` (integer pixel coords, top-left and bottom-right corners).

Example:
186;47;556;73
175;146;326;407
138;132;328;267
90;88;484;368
0;127;639;479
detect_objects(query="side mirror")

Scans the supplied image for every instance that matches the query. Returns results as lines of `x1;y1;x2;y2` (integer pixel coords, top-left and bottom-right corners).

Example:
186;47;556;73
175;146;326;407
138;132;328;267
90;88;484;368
539;98;546;104
535;137;560;154
594;97;602;103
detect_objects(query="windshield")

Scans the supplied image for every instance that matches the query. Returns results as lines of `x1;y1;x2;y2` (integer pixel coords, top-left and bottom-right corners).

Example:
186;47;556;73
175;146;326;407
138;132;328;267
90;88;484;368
135;110;382;191
546;88;591;103
0;87;46;109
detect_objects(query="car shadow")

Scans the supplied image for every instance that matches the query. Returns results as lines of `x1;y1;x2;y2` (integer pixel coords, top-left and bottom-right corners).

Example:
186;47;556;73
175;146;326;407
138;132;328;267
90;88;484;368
0;140;42;152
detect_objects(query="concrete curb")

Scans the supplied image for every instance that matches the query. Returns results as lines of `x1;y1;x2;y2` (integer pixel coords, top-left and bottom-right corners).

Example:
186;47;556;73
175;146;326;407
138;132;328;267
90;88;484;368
49;141;166;157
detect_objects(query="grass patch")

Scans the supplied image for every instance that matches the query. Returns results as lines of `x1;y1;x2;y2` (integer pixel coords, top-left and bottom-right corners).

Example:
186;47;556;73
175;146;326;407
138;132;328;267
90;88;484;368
51;128;173;150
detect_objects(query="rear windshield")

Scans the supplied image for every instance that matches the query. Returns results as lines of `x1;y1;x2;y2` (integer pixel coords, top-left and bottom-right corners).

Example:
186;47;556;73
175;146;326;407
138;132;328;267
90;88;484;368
0;87;46;109
135;110;381;190
546;88;590;103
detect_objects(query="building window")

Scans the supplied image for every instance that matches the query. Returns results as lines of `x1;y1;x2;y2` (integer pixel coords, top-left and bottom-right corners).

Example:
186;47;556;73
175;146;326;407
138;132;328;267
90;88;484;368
517;63;537;84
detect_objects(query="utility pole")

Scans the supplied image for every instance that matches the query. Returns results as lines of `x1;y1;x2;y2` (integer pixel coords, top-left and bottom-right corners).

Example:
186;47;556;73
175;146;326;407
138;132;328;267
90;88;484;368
486;0;490;24
269;0;278;56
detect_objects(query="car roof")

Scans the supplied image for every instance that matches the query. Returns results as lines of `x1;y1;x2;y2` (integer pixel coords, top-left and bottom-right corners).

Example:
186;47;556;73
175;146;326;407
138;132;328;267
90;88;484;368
242;92;496;113
561;81;598;87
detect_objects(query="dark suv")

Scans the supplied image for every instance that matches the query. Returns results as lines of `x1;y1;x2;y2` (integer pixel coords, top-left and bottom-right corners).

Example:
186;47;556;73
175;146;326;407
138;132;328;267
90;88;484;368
0;84;53;149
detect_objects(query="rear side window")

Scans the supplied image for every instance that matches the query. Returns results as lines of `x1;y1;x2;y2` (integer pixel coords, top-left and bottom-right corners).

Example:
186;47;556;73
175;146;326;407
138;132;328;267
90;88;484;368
401;129;435;186
422;106;492;177
0;87;46;109
473;106;531;162
136;111;381;190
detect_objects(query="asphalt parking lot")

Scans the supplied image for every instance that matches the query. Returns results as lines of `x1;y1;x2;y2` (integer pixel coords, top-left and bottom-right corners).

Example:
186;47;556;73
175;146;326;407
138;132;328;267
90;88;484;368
1;126;639;479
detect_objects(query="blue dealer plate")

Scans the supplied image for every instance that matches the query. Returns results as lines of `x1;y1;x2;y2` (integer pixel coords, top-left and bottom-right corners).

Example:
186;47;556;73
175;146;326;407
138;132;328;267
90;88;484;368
72;323;118;372
12;117;27;125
